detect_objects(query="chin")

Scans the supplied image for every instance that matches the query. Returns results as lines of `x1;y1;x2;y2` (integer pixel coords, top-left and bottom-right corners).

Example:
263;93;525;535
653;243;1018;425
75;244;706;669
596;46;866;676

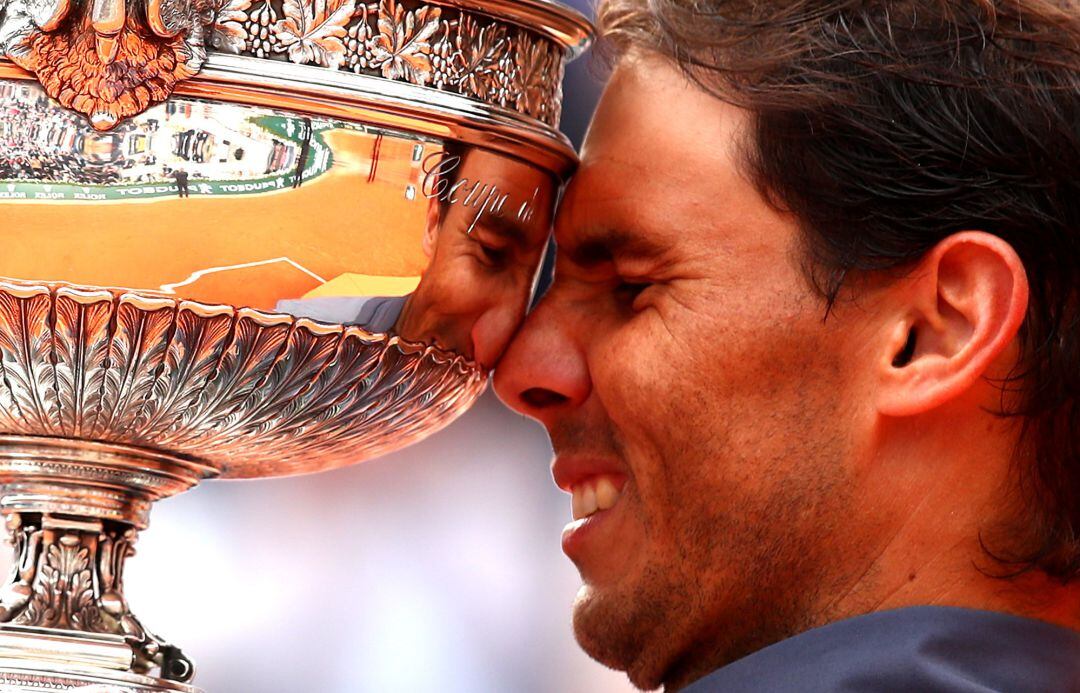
571;584;668;691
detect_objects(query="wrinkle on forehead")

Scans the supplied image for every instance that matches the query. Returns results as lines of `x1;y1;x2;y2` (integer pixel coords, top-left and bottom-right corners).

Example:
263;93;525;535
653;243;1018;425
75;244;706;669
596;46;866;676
557;68;781;282
580;55;752;182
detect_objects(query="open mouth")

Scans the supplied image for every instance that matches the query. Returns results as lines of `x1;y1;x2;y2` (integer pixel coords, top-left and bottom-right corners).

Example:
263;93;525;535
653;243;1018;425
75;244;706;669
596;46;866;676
562;473;629;561
570;474;624;520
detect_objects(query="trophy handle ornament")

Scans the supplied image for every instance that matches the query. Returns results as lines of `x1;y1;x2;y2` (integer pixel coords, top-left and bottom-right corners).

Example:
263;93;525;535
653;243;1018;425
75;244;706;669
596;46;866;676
0;0;206;129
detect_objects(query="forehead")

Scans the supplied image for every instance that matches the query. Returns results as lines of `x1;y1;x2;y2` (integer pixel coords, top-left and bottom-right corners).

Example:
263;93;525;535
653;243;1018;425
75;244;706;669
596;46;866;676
437;149;555;240
557;56;795;262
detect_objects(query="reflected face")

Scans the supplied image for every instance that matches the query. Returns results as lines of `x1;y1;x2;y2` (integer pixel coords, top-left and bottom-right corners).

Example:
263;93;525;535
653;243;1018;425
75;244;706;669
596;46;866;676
494;57;874;688
395;149;555;368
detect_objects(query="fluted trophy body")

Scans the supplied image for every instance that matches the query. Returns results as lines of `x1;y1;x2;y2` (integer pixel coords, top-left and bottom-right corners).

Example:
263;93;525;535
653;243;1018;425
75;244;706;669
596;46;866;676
0;0;590;687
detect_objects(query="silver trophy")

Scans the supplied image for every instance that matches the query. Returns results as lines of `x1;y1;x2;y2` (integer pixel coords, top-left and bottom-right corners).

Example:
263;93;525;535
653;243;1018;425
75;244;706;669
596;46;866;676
0;0;589;688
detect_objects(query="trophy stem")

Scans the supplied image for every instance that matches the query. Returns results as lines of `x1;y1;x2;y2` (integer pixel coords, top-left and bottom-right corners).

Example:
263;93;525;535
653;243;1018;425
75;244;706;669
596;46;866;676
0;435;215;691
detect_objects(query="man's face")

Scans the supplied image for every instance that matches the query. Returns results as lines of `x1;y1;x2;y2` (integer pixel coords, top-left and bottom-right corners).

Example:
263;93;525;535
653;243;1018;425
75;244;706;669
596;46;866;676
494;56;884;689
396;149;554;368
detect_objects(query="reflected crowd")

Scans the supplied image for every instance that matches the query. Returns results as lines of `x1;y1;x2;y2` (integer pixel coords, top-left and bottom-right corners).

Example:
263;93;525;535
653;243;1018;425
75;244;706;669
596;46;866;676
0;86;127;185
0;83;300;189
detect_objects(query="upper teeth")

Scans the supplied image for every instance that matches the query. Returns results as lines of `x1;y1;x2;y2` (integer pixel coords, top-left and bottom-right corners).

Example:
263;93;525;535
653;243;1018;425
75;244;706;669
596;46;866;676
571;475;622;520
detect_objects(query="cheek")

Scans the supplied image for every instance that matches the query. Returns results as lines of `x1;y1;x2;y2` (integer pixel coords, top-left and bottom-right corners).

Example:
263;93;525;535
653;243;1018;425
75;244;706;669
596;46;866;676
589;311;687;446
589;281;855;508
585;303;735;547
592;280;800;436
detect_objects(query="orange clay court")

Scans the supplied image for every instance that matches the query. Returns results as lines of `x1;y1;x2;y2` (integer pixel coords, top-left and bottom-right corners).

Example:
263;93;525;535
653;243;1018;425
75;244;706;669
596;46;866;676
0;130;430;311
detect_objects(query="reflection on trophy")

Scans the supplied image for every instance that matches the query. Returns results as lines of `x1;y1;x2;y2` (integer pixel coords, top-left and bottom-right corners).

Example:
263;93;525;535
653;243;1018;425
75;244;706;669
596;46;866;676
0;0;589;687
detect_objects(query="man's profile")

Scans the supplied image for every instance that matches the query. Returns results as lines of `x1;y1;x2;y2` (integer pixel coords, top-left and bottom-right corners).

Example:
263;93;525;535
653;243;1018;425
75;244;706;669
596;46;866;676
494;1;1080;690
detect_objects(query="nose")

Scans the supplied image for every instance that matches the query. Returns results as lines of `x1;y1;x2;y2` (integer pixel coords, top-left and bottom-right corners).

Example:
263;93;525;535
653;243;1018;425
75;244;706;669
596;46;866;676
469;298;523;369
492;291;591;423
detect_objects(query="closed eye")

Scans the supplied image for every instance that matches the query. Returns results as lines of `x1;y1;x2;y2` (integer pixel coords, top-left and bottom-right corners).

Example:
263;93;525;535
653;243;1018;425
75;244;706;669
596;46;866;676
479;244;509;265
615;280;651;306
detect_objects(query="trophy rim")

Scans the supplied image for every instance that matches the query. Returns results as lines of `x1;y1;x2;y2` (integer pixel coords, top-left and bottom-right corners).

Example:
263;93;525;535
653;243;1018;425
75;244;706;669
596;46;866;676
0;279;477;367
188;55;579;175
0;55;579;175
0;0;594;148
438;0;593;56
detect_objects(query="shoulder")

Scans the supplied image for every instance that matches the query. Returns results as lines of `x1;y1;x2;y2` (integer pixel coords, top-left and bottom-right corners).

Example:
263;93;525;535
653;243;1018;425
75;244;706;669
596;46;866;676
687;607;1080;693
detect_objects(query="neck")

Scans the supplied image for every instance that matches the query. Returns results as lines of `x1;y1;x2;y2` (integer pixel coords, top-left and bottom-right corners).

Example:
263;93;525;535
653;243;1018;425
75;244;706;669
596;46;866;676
822;422;1080;635
827;538;1080;631
662;532;1080;693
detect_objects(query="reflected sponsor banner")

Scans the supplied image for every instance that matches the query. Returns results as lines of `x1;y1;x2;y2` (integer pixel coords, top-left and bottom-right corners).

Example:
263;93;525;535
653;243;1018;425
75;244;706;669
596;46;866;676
0;138;333;201
0;85;339;199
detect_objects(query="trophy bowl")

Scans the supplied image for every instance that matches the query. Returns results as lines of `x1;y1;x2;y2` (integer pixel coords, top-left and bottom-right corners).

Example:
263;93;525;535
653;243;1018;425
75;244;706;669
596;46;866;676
0;0;590;687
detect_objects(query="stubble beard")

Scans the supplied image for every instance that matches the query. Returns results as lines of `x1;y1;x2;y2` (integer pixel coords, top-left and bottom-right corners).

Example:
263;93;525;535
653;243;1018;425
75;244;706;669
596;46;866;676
569;455;851;691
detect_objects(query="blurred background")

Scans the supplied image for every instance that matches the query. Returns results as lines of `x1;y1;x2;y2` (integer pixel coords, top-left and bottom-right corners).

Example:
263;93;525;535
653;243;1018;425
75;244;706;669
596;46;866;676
0;2;639;691
128;392;636;692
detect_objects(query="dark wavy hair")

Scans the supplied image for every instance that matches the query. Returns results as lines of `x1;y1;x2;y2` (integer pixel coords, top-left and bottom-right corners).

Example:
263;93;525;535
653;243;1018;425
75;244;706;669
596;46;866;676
596;0;1080;579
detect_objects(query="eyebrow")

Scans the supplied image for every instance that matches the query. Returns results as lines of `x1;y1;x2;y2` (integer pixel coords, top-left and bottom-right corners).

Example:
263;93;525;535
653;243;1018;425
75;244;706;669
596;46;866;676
563;227;667;267
468;212;533;248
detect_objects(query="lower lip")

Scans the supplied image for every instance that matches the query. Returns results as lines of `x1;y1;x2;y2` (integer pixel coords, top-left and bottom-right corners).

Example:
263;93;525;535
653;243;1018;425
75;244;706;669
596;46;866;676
561;501;621;560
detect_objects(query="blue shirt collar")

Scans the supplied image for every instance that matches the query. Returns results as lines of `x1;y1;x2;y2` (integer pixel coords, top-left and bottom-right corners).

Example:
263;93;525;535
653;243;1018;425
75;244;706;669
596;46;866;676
684;606;1080;692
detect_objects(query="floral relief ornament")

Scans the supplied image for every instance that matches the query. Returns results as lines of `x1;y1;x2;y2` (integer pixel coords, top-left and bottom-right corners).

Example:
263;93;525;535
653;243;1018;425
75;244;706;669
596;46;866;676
209;0;253;53
240;0;279;58
369;0;439;85
273;0;354;69
428;17;459;88
516;36;555;119
336;1;563;123
0;0;567;129
453;15;507;100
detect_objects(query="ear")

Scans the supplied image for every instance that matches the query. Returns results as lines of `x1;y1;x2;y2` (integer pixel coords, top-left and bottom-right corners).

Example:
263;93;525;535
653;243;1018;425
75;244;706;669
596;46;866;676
876;231;1029;417
422;200;440;260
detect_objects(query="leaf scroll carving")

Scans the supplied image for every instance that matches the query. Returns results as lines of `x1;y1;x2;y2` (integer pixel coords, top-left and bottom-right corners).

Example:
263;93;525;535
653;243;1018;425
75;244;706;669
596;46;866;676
453;15;507;99
161;309;291;446
250;327;384;451
88;296;175;440
137;303;235;437
516;37;555;119
208;0;253;53
204;321;343;442
17;536;96;630
273;0;356;69
369;0;441;85
0;286;58;435
0;282;484;477
52;288;115;438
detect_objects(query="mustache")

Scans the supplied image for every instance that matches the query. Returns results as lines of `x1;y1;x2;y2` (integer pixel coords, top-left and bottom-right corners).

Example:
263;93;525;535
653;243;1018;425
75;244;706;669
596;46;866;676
548;417;621;458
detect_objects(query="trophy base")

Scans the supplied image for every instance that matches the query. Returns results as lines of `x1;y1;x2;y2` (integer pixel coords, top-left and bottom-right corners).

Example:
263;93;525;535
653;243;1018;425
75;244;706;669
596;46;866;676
0;437;213;689
0;627;199;692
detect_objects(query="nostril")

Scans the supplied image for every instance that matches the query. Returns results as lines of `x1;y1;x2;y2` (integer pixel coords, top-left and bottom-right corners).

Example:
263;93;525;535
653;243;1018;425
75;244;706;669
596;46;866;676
520;387;569;409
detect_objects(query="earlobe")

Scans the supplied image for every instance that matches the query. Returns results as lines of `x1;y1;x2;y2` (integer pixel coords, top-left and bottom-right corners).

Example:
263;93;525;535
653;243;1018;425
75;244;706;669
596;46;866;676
876;232;1029;417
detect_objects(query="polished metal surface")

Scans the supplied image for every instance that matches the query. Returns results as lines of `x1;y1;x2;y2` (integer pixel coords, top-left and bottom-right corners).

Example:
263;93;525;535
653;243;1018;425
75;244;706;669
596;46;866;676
0;0;590;687
0;509;201;687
